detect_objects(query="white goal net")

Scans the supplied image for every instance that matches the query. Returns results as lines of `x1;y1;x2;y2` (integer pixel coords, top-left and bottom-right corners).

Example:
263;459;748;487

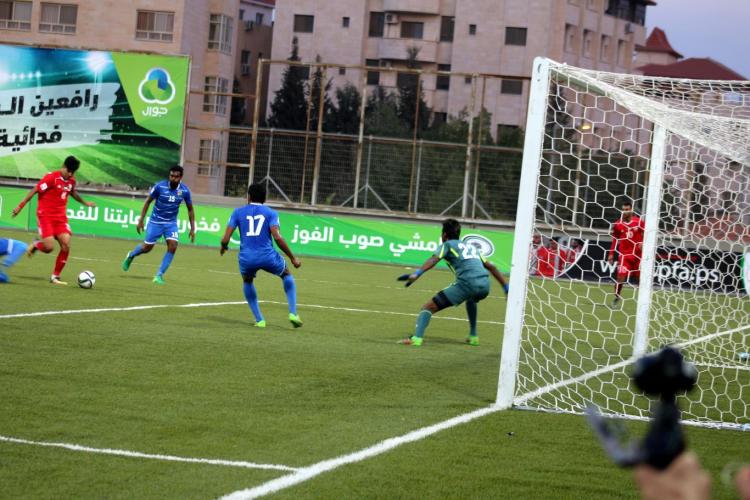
498;58;750;429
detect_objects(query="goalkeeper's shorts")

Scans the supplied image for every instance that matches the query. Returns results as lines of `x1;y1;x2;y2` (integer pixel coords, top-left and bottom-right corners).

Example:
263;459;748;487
436;277;490;308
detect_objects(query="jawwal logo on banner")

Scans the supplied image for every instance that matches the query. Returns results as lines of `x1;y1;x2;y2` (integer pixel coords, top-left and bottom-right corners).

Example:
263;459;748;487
0;45;188;189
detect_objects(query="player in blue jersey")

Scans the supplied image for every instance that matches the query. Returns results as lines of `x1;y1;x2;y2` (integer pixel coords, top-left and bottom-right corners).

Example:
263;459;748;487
0;237;28;283
220;183;302;329
121;166;196;284
397;219;509;346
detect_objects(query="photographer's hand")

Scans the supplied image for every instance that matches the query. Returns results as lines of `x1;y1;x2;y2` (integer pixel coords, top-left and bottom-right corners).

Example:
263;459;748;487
634;452;711;500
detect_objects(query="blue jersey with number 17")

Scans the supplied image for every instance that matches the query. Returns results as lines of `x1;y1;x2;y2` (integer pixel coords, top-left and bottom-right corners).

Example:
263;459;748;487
227;203;280;259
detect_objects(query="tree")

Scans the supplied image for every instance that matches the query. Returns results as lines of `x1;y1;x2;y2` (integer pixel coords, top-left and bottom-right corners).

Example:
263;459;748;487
364;86;408;138
306;56;335;132
397;46;431;136
329;83;361;134
267;37;308;130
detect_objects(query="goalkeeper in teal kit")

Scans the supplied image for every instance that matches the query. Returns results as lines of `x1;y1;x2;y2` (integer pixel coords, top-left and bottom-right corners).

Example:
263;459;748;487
398;219;508;346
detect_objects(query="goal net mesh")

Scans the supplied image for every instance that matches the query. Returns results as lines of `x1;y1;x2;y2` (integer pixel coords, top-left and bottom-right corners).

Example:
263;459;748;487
511;60;750;429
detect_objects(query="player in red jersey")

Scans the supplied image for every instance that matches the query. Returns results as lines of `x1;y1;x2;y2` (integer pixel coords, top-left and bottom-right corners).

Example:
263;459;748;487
11;156;95;285
608;200;645;307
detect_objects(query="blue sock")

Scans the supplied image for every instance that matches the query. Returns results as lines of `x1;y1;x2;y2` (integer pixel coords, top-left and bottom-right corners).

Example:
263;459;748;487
503;283;510;295
3;240;27;268
129;244;145;259
158;251;174;276
243;282;263;322
466;301;478;337
414;310;432;338
282;274;297;314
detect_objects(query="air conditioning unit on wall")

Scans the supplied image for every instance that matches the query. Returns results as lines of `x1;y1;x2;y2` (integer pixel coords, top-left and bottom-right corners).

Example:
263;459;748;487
385;13;399;24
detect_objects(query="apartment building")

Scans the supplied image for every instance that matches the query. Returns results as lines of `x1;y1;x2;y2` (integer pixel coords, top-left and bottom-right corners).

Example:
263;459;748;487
269;0;651;137
0;0;273;195
235;0;274;126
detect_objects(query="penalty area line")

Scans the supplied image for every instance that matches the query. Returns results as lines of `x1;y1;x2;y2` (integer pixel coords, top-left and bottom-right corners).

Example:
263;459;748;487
220;405;500;500
0;435;298;472
1;301;503;325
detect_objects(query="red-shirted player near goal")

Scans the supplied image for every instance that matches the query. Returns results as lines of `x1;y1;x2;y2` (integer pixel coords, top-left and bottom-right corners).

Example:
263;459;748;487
11;156;96;285
608;200;645;307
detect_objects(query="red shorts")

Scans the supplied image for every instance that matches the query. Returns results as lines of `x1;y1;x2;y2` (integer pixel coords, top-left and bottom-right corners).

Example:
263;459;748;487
617;254;641;279
38;217;72;239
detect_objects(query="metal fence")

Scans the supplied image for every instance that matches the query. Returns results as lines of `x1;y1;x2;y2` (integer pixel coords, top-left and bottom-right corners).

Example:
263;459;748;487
225;128;523;220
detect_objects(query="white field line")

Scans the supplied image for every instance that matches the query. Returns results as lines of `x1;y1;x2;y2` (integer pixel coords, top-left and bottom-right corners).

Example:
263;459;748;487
0;435;298;472
0;300;503;325
514;324;750;407
220;405;500;500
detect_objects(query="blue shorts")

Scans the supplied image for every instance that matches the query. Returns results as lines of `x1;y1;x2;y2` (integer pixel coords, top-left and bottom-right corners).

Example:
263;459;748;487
144;222;179;244
239;252;286;278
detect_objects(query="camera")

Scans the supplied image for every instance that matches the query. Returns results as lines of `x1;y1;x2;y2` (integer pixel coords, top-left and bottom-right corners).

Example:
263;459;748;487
587;346;698;469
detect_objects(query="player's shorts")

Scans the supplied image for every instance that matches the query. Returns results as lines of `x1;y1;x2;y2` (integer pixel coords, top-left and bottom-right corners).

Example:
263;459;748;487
238;252;286;279
433;277;490;309
144;222;179;244
37;217;71;239
617;254;641;279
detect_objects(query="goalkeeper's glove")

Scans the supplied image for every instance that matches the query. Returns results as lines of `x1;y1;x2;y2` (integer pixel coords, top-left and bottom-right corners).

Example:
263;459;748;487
397;269;423;287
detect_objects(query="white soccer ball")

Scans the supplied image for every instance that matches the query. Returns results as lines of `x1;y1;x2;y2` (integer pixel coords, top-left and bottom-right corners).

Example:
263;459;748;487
742;423;750;432
739;352;750;362
78;270;95;289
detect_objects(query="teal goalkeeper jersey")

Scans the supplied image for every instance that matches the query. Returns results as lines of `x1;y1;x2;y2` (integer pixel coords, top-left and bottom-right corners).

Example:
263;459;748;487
434;239;489;284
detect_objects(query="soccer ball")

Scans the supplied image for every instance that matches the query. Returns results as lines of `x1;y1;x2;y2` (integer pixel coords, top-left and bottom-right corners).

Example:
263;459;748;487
78;270;95;289
739;352;750;362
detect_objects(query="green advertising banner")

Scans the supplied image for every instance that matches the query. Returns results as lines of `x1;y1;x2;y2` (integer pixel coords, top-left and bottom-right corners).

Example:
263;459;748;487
0;45;188;189
0;186;513;270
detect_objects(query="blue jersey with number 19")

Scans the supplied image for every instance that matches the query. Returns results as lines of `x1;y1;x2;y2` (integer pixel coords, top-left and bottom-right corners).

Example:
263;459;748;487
227;203;280;259
149;180;192;223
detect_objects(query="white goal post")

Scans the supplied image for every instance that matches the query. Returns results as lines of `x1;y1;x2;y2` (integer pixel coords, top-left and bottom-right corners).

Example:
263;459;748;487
497;58;750;430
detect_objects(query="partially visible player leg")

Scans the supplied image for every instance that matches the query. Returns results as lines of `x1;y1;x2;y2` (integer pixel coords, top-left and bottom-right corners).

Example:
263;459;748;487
400;289;454;346
0;238;25;283
122;242;154;271
465;300;479;346
154;239;177;284
242;275;265;327
280;269;302;328
51;231;71;285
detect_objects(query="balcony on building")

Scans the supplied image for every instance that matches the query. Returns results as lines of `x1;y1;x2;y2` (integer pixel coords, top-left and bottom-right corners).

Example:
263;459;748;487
379;37;437;62
383;0;440;15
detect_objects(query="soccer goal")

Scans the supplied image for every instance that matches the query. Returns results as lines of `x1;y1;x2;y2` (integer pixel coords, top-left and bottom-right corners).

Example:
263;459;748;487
497;58;750;429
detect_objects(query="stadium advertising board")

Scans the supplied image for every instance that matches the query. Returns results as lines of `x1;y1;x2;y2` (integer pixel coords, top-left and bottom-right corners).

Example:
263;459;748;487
549;238;747;294
0;45;188;189
0;186;513;269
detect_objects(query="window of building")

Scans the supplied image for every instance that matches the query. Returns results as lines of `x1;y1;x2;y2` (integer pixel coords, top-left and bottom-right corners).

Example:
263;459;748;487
616;39;627;65
255;12;264;25
440;16;454;42
342;16;349;28
338;66;346;75
198;139;222;177
469;24;477;35
208;14;233;53
600;35;611;62
436;64;451;90
400;21;423;39
241;50;251;75
293;14;314;33
0;1;31;30
397;72;419;88
586;0;597;10
136;10;174;41
239;9;244;20
505;27;527;46
501;79;523;95
368;11;384;37
39;3;77;34
583;29;593;57
203;76;229;114
464;75;472;85
366;58;380;85
564;24;577;53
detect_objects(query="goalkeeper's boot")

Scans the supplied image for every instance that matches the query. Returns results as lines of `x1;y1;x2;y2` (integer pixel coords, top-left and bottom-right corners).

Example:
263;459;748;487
50;276;68;286
289;313;303;328
398;336;423;346
122;252;134;271
254;320;267;328
610;296;621;308
466;335;479;346
152;274;166;285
